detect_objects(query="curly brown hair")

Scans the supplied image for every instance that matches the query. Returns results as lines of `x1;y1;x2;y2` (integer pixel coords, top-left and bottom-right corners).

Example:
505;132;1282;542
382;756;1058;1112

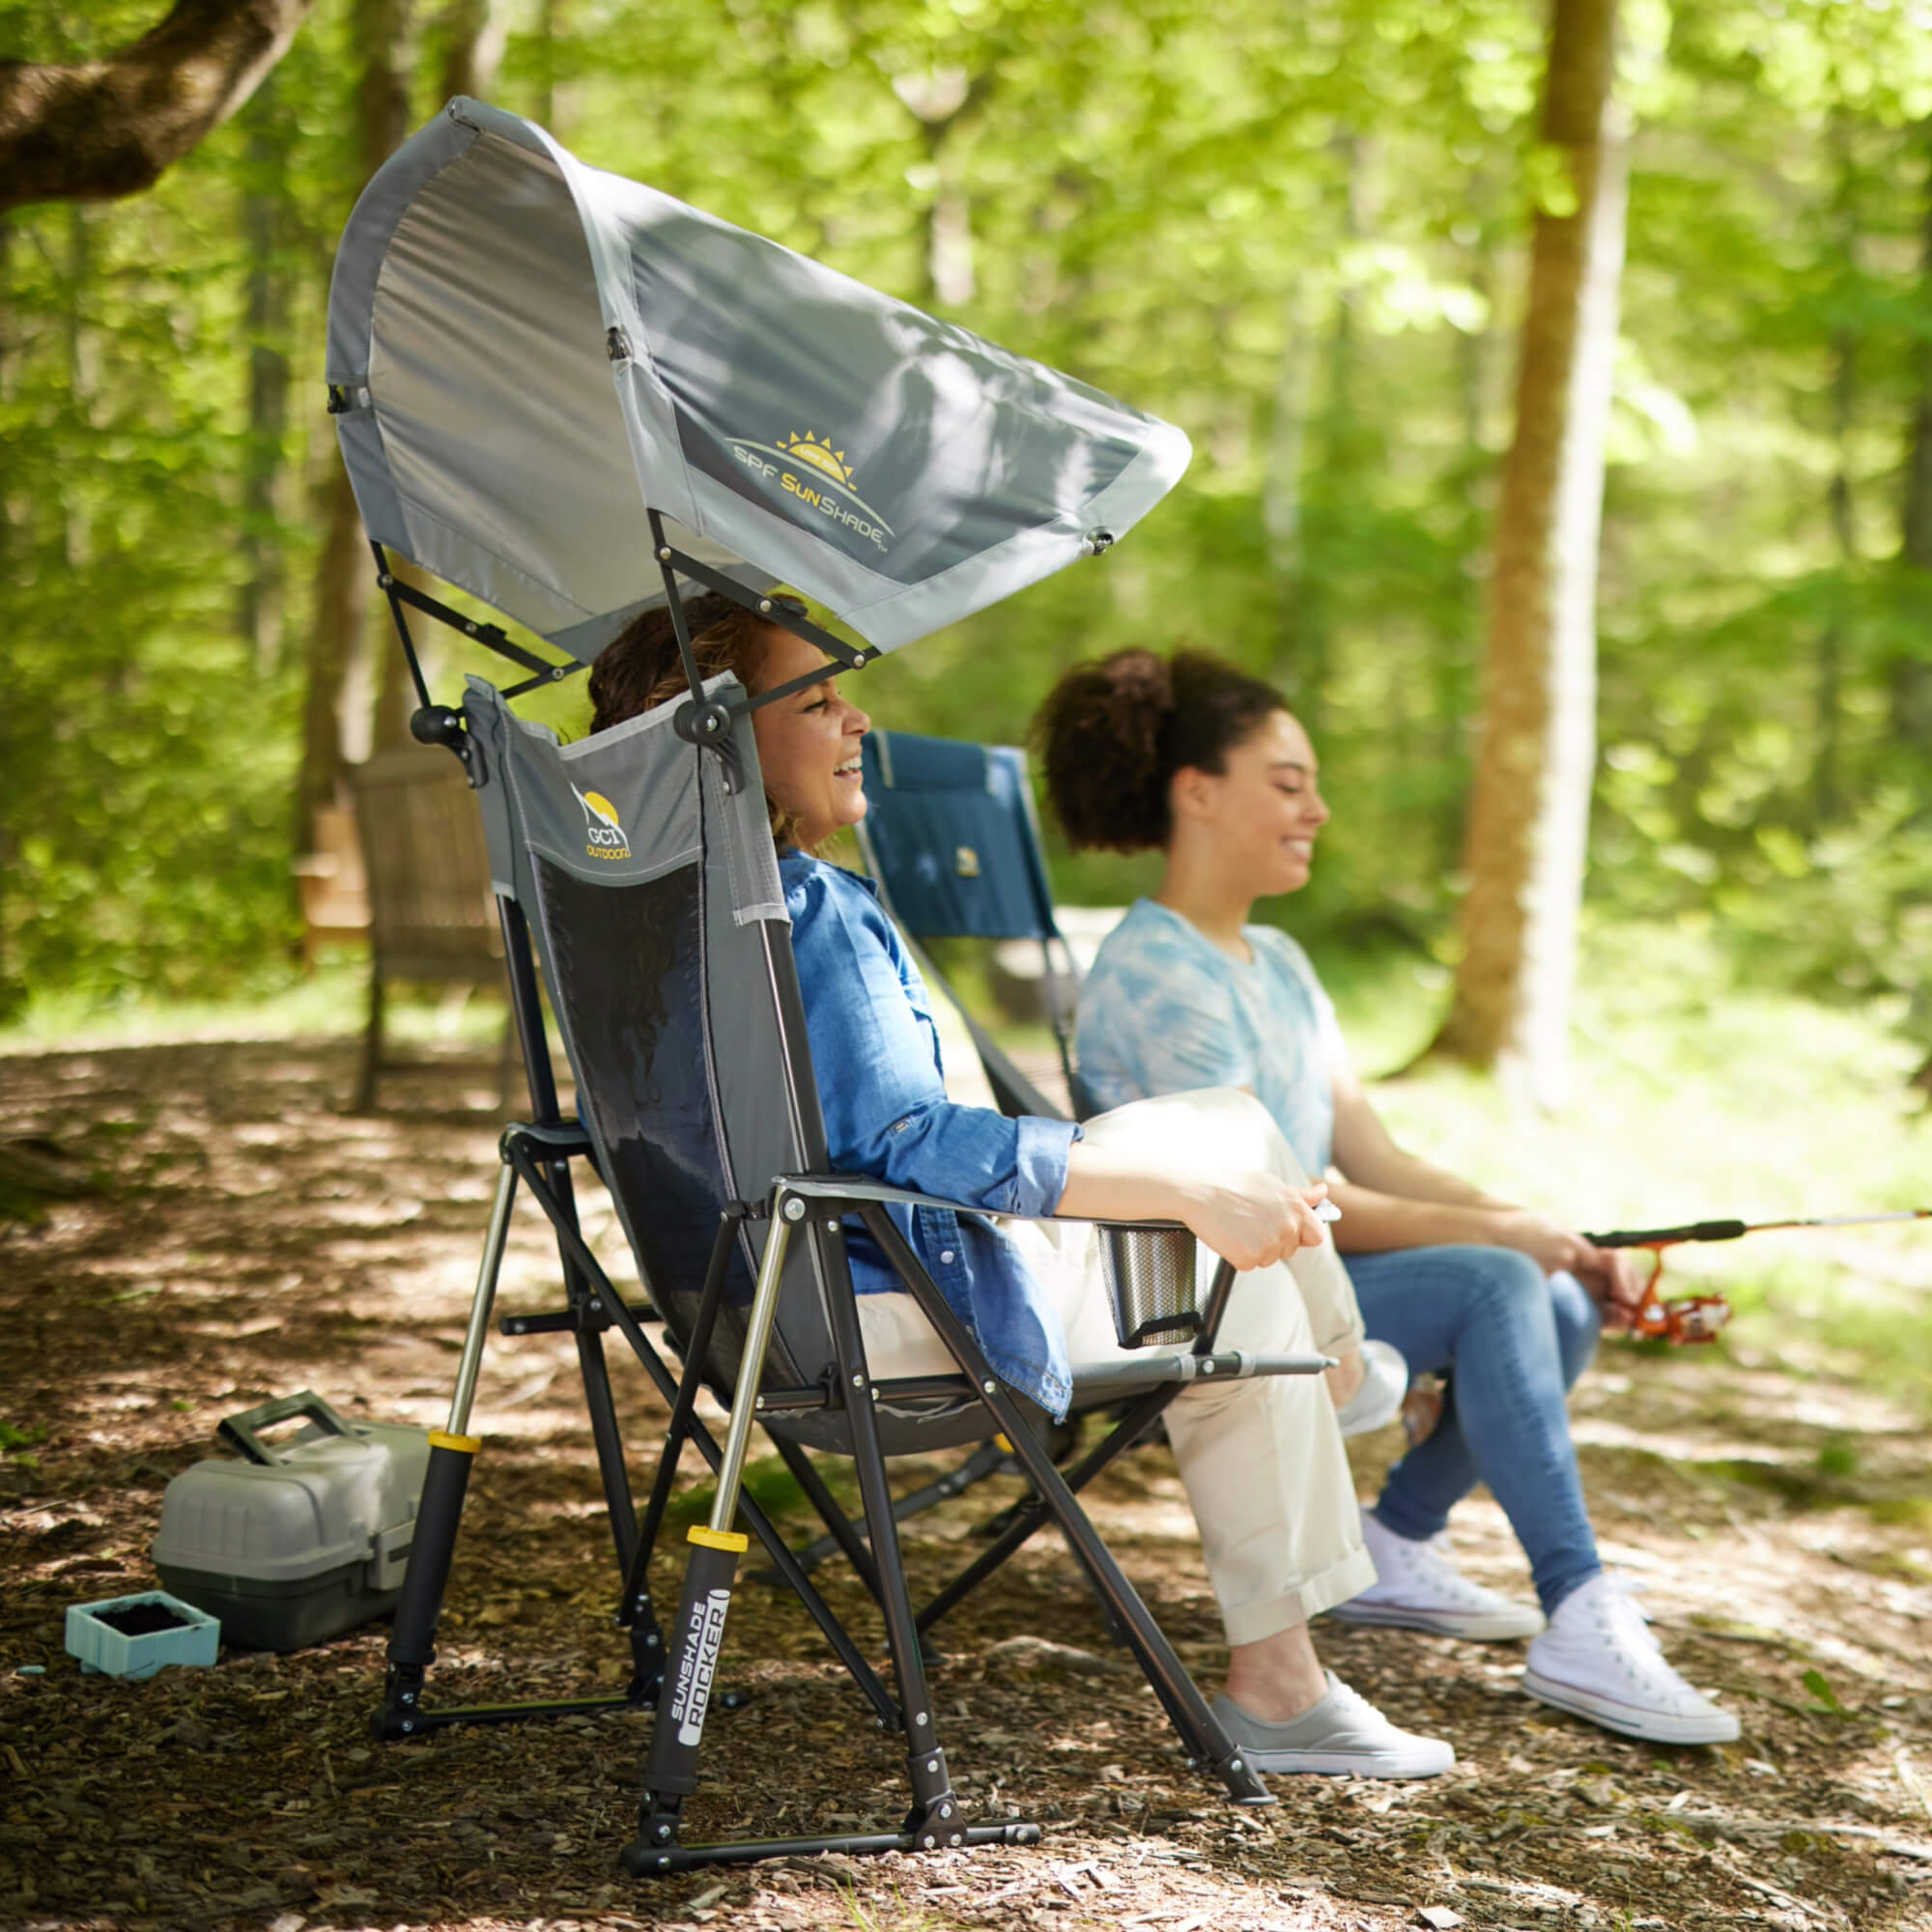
587;592;808;844
1033;647;1287;852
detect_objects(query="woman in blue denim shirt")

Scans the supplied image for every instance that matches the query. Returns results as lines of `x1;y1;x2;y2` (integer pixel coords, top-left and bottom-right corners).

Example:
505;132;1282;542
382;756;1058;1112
585;595;1455;1779
1035;646;1741;1748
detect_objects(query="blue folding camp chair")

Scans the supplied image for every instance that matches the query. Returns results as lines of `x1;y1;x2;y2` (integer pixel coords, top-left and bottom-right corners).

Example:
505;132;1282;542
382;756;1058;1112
857;729;1093;1122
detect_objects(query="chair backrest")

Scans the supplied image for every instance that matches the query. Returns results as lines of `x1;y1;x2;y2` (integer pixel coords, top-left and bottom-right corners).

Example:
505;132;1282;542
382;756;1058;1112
856;729;1088;1120
463;677;988;1455
857;732;1061;945
351;749;502;979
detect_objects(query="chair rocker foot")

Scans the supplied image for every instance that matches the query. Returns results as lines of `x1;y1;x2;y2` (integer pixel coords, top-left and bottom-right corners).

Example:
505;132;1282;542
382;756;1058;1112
373;1687;648;1740
619;1812;1041;1877
370;1663;748;1742
1208;1745;1277;1805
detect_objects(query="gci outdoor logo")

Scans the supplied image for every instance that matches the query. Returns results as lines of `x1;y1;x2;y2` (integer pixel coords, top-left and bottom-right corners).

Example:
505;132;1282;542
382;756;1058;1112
668;1587;731;1747
571;783;630;861
726;429;895;553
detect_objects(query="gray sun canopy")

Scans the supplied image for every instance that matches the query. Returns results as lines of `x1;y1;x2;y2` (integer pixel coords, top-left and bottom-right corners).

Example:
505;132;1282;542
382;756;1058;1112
326;99;1191;665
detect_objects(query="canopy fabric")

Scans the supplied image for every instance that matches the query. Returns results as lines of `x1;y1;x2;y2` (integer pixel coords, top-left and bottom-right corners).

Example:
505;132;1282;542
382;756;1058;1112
327;99;1190;663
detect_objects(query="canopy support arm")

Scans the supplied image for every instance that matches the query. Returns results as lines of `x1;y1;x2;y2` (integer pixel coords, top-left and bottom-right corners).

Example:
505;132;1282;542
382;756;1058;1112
369;542;586;704
646;507;889;794
643;514;875;679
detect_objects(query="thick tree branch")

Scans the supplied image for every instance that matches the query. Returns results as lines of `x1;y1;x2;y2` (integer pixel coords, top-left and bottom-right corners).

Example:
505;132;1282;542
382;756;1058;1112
0;0;315;213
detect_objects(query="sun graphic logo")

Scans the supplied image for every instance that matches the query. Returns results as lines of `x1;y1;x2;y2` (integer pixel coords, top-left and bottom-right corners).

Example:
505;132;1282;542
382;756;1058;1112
571;782;631;861
775;431;854;486
724;427;895;552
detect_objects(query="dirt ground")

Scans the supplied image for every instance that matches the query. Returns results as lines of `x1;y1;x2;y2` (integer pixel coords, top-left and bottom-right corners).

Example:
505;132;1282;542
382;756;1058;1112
2;1037;1930;1932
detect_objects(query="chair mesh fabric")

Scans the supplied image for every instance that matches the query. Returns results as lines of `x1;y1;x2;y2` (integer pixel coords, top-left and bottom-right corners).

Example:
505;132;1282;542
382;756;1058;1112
464;675;993;1454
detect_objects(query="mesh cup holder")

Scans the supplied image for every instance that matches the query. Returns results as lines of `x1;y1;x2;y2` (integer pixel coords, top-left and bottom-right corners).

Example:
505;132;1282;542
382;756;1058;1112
1100;1225;1204;1350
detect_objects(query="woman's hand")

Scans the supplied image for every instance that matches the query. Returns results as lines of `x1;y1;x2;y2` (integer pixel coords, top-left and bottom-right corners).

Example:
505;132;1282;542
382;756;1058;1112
1489;1209;1647;1333
1172;1173;1331;1272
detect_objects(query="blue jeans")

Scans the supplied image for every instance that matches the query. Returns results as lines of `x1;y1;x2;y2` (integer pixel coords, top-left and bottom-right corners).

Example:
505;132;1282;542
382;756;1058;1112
1343;1247;1603;1615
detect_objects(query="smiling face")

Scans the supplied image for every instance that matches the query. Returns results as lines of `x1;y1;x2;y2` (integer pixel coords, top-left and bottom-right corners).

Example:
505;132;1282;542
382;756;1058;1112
1170;706;1328;896
750;625;872;850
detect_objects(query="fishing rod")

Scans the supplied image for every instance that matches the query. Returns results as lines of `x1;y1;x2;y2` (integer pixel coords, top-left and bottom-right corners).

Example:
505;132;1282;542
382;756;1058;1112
1582;1209;1932;1345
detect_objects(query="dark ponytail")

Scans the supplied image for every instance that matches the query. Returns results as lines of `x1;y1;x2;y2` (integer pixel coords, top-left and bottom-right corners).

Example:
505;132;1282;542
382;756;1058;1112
1033;648;1286;852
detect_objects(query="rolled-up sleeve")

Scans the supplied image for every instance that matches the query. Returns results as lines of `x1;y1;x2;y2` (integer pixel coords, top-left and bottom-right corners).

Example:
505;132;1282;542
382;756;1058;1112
785;859;1079;1214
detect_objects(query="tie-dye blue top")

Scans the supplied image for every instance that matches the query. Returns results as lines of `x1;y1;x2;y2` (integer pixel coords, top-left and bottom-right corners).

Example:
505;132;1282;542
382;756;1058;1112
1075;898;1349;1176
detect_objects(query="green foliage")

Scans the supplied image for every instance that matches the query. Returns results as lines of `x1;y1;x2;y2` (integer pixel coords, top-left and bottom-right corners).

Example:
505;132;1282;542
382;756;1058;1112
5;0;1931;1043
1801;1666;1851;1718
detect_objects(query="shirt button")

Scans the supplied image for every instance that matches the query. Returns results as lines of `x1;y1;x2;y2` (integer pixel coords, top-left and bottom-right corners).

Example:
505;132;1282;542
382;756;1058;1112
940;1249;956;1264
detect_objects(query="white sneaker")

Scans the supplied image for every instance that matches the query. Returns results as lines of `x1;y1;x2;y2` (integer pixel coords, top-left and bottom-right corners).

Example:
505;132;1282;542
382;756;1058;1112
1335;1339;1408;1438
1522;1573;1740;1746
1328;1508;1546;1641
1214;1673;1455;1778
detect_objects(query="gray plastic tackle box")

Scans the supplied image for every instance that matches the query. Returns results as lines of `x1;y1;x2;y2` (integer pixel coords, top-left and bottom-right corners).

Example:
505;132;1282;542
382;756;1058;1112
152;1391;430;1651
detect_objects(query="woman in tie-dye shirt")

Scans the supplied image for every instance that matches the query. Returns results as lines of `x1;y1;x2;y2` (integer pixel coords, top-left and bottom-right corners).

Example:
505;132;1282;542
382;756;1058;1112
1035;647;1740;1748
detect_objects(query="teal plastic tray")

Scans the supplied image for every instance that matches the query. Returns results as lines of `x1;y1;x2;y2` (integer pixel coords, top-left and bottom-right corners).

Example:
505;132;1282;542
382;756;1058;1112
66;1590;220;1679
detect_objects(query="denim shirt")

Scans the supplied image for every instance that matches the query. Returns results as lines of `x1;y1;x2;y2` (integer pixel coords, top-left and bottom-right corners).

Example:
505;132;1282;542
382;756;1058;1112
780;849;1081;1415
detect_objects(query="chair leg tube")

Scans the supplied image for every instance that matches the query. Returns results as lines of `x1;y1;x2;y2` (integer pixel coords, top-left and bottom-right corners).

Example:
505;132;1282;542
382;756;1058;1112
917;1386;1172;1635
510;1158;900;1725
355;956;384;1112
783;1438;1011;1583
858;1205;1273;1806
766;1435;886;1598
373;1161;517;1740
627;1206;796;1863
622;1212;742;1632
807;1219;969;1849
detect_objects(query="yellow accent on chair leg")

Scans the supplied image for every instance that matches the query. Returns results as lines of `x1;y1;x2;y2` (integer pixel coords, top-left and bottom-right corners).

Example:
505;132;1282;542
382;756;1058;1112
687;1524;750;1553
428;1430;481;1454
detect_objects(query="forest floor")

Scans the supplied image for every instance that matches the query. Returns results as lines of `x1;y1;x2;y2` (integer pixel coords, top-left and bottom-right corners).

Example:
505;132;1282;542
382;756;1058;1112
2;1030;1930;1932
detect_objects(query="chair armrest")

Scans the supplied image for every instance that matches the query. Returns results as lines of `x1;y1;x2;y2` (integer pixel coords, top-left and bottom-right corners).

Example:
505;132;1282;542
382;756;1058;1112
774;1170;1182;1236
1067;1348;1332;1397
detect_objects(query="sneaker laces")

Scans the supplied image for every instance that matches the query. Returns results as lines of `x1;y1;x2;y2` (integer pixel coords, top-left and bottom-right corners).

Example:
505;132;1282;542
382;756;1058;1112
1323;1673;1392;1729
1594;1576;1663;1660
1389;1528;1502;1608
1575;1576;1716;1704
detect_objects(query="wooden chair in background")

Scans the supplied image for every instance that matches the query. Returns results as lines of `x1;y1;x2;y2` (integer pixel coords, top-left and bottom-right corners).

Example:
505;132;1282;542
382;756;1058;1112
295;749;514;1111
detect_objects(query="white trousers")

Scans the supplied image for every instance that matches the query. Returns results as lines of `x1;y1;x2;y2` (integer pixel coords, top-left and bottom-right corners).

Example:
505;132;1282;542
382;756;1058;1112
857;1088;1375;1644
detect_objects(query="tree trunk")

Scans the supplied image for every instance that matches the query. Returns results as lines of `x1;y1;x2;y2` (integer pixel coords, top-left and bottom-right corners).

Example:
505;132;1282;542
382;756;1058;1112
438;0;501;102
293;0;414;845
237;74;291;672
0;0;317;212
63;204;93;569
1263;281;1315;696
894;70;993;311
1896;123;1932;757
1267;135;1372;731
531;0;558;129
1817;327;1856;823
0;214;17;1020
1434;0;1627;1106
295;457;370;842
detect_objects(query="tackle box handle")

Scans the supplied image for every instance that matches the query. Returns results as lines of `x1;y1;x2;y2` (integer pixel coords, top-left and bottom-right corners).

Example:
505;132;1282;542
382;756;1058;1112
217;1390;357;1465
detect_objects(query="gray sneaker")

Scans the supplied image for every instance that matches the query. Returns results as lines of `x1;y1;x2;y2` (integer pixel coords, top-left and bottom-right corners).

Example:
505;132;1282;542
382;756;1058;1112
1213;1673;1455;1778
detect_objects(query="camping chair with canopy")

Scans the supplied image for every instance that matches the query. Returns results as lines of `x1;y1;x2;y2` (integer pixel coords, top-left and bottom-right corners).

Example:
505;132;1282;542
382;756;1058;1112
327;98;1332;1876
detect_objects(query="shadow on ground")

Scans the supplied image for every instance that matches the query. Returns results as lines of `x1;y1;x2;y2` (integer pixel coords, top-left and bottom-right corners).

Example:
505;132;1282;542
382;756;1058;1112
2;1039;1929;1932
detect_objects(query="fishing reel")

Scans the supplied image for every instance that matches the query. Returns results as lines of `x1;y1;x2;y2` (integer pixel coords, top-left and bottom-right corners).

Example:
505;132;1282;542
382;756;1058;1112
1626;1245;1731;1345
